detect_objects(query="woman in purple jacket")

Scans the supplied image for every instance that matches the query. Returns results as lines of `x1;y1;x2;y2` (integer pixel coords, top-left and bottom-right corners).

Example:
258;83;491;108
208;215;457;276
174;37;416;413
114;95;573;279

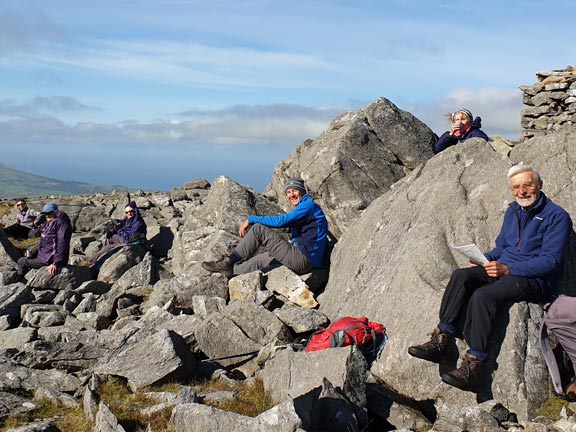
90;201;147;265
17;202;72;280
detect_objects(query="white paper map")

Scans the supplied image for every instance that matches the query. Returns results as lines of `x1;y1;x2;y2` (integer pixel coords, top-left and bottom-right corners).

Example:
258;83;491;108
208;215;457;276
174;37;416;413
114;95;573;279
450;242;488;265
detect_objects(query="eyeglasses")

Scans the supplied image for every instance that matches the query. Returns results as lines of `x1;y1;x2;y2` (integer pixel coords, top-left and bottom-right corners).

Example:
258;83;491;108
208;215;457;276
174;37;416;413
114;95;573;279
125;210;135;214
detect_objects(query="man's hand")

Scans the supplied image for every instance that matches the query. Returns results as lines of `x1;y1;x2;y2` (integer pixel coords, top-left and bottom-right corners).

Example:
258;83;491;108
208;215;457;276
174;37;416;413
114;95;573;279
47;264;57;275
239;220;250;237
483;261;509;278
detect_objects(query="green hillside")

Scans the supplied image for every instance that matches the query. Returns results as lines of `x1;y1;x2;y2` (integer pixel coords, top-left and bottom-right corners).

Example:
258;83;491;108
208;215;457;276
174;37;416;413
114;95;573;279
0;163;132;199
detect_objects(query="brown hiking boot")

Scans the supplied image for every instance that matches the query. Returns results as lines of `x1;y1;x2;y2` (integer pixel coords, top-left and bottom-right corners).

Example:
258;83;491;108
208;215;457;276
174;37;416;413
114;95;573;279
566;380;576;401
201;256;234;278
408;328;458;365
441;353;488;392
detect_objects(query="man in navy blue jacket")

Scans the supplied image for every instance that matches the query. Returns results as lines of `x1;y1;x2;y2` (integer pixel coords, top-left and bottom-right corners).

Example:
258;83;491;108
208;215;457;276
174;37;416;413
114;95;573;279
202;177;328;278
408;164;572;392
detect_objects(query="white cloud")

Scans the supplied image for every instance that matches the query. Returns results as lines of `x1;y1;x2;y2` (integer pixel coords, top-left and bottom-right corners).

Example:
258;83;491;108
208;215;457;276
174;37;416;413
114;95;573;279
405;87;524;141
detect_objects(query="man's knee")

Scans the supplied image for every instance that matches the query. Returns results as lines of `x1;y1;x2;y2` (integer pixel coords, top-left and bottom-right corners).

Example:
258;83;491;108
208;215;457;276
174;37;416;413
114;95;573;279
250;223;271;236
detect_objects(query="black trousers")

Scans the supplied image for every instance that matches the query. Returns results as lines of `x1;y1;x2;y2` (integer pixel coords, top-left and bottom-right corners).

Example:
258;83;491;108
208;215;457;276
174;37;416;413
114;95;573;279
5;224;32;239
439;266;544;354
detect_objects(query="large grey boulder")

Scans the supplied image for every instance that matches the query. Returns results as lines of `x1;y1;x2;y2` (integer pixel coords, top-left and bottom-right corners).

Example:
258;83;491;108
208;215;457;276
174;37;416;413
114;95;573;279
25;266;93;291
0;283;33;326
265;97;437;237
169;400;301;432
96;245;147;284
317;133;576;420
259;346;368;415
143;272;229;312
0;355;81;394
223;301;292;345
94;329;196;392
194;314;261;367
170;176;281;275
0;228;21;266
0;327;37;350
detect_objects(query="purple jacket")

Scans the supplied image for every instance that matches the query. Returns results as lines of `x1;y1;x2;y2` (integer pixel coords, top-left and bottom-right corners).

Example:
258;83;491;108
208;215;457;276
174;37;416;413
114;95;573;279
117;201;147;243
37;211;72;266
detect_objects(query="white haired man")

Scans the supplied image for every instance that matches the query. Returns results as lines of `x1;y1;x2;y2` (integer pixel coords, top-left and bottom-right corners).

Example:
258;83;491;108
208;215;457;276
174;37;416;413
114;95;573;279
408;164;572;392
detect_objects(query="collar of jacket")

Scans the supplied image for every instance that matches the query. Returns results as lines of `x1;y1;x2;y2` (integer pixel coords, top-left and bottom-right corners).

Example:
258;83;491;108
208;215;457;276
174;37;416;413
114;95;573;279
509;192;547;215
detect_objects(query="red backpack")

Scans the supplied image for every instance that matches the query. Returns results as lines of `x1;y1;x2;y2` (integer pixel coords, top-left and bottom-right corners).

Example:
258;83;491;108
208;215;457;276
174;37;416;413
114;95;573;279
305;316;387;361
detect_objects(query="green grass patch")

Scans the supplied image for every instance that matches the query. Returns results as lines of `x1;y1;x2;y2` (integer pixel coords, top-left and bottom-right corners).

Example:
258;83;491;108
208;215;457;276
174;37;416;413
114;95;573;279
100;377;174;431
537;396;570;421
197;378;276;418
0;398;91;432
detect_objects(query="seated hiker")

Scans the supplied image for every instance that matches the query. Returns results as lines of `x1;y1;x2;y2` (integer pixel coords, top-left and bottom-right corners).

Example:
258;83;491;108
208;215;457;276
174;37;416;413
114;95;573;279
542;296;576;399
433;108;489;154
202;177;328;278
3;199;41;239
17;202;72;280
90;201;147;264
407;164;572;392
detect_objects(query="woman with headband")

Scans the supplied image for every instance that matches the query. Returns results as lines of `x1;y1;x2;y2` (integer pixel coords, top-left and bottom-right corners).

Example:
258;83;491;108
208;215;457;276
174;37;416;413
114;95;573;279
433;108;488;154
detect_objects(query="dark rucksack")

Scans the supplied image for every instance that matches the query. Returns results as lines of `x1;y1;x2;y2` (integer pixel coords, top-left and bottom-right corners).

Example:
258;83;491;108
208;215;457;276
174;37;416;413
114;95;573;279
305;316;387;362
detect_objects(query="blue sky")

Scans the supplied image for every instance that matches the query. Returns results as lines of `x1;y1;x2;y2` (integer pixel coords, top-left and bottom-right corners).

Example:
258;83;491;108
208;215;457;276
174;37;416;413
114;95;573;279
1;0;575;192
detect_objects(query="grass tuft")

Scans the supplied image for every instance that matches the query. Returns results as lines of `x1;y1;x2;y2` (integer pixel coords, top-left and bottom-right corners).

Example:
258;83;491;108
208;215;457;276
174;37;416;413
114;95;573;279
537;396;570;421
199;378;275;417
0;398;91;432
99;377;175;431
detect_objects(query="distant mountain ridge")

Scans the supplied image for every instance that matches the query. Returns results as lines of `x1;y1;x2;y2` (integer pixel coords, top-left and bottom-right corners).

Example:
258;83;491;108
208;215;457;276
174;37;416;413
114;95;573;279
0;163;132;199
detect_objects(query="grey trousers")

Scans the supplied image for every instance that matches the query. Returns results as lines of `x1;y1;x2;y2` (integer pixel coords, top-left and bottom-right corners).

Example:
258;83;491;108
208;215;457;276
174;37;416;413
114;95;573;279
542;296;576;394
233;223;315;275
18;256;47;276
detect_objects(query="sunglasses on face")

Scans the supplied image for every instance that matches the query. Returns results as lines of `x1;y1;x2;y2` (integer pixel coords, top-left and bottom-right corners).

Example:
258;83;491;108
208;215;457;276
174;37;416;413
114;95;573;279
125;210;135;214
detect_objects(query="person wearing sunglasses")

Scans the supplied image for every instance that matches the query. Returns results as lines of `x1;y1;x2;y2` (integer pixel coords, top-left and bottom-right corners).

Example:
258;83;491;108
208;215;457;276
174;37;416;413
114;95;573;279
17;202;72;281
90;201;147;265
3;199;41;240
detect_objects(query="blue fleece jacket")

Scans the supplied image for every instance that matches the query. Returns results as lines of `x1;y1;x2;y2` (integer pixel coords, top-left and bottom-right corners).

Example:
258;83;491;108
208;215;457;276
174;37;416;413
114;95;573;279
433;116;489;154
484;193;572;292
247;194;328;268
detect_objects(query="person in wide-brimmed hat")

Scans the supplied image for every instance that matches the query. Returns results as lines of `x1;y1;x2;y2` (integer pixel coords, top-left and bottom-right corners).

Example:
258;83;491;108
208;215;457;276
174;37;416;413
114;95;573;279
202;177;328;278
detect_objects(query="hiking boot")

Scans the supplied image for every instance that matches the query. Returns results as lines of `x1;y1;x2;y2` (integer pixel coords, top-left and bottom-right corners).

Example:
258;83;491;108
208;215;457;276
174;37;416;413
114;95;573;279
408;328;458;365
566;380;576;401
441;353;488;392
201;256;234;278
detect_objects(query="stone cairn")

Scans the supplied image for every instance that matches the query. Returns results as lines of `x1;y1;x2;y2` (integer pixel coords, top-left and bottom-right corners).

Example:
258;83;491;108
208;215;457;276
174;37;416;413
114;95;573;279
519;65;576;139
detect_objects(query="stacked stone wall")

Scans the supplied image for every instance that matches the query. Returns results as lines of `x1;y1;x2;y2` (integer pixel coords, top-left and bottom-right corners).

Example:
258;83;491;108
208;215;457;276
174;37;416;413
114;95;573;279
519;65;576;139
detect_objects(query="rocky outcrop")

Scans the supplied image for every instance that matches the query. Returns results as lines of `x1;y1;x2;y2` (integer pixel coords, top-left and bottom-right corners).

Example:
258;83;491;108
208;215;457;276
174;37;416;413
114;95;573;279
318;128;576;421
520;65;576;139
264;97;437;237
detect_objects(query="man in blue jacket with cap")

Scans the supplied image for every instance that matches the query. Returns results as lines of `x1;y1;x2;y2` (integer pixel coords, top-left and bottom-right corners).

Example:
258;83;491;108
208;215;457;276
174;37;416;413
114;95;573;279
202;177;328;277
17;202;73;281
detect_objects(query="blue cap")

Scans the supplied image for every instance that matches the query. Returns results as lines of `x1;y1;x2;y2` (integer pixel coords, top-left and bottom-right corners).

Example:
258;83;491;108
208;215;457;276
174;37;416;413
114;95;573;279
42;202;58;214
